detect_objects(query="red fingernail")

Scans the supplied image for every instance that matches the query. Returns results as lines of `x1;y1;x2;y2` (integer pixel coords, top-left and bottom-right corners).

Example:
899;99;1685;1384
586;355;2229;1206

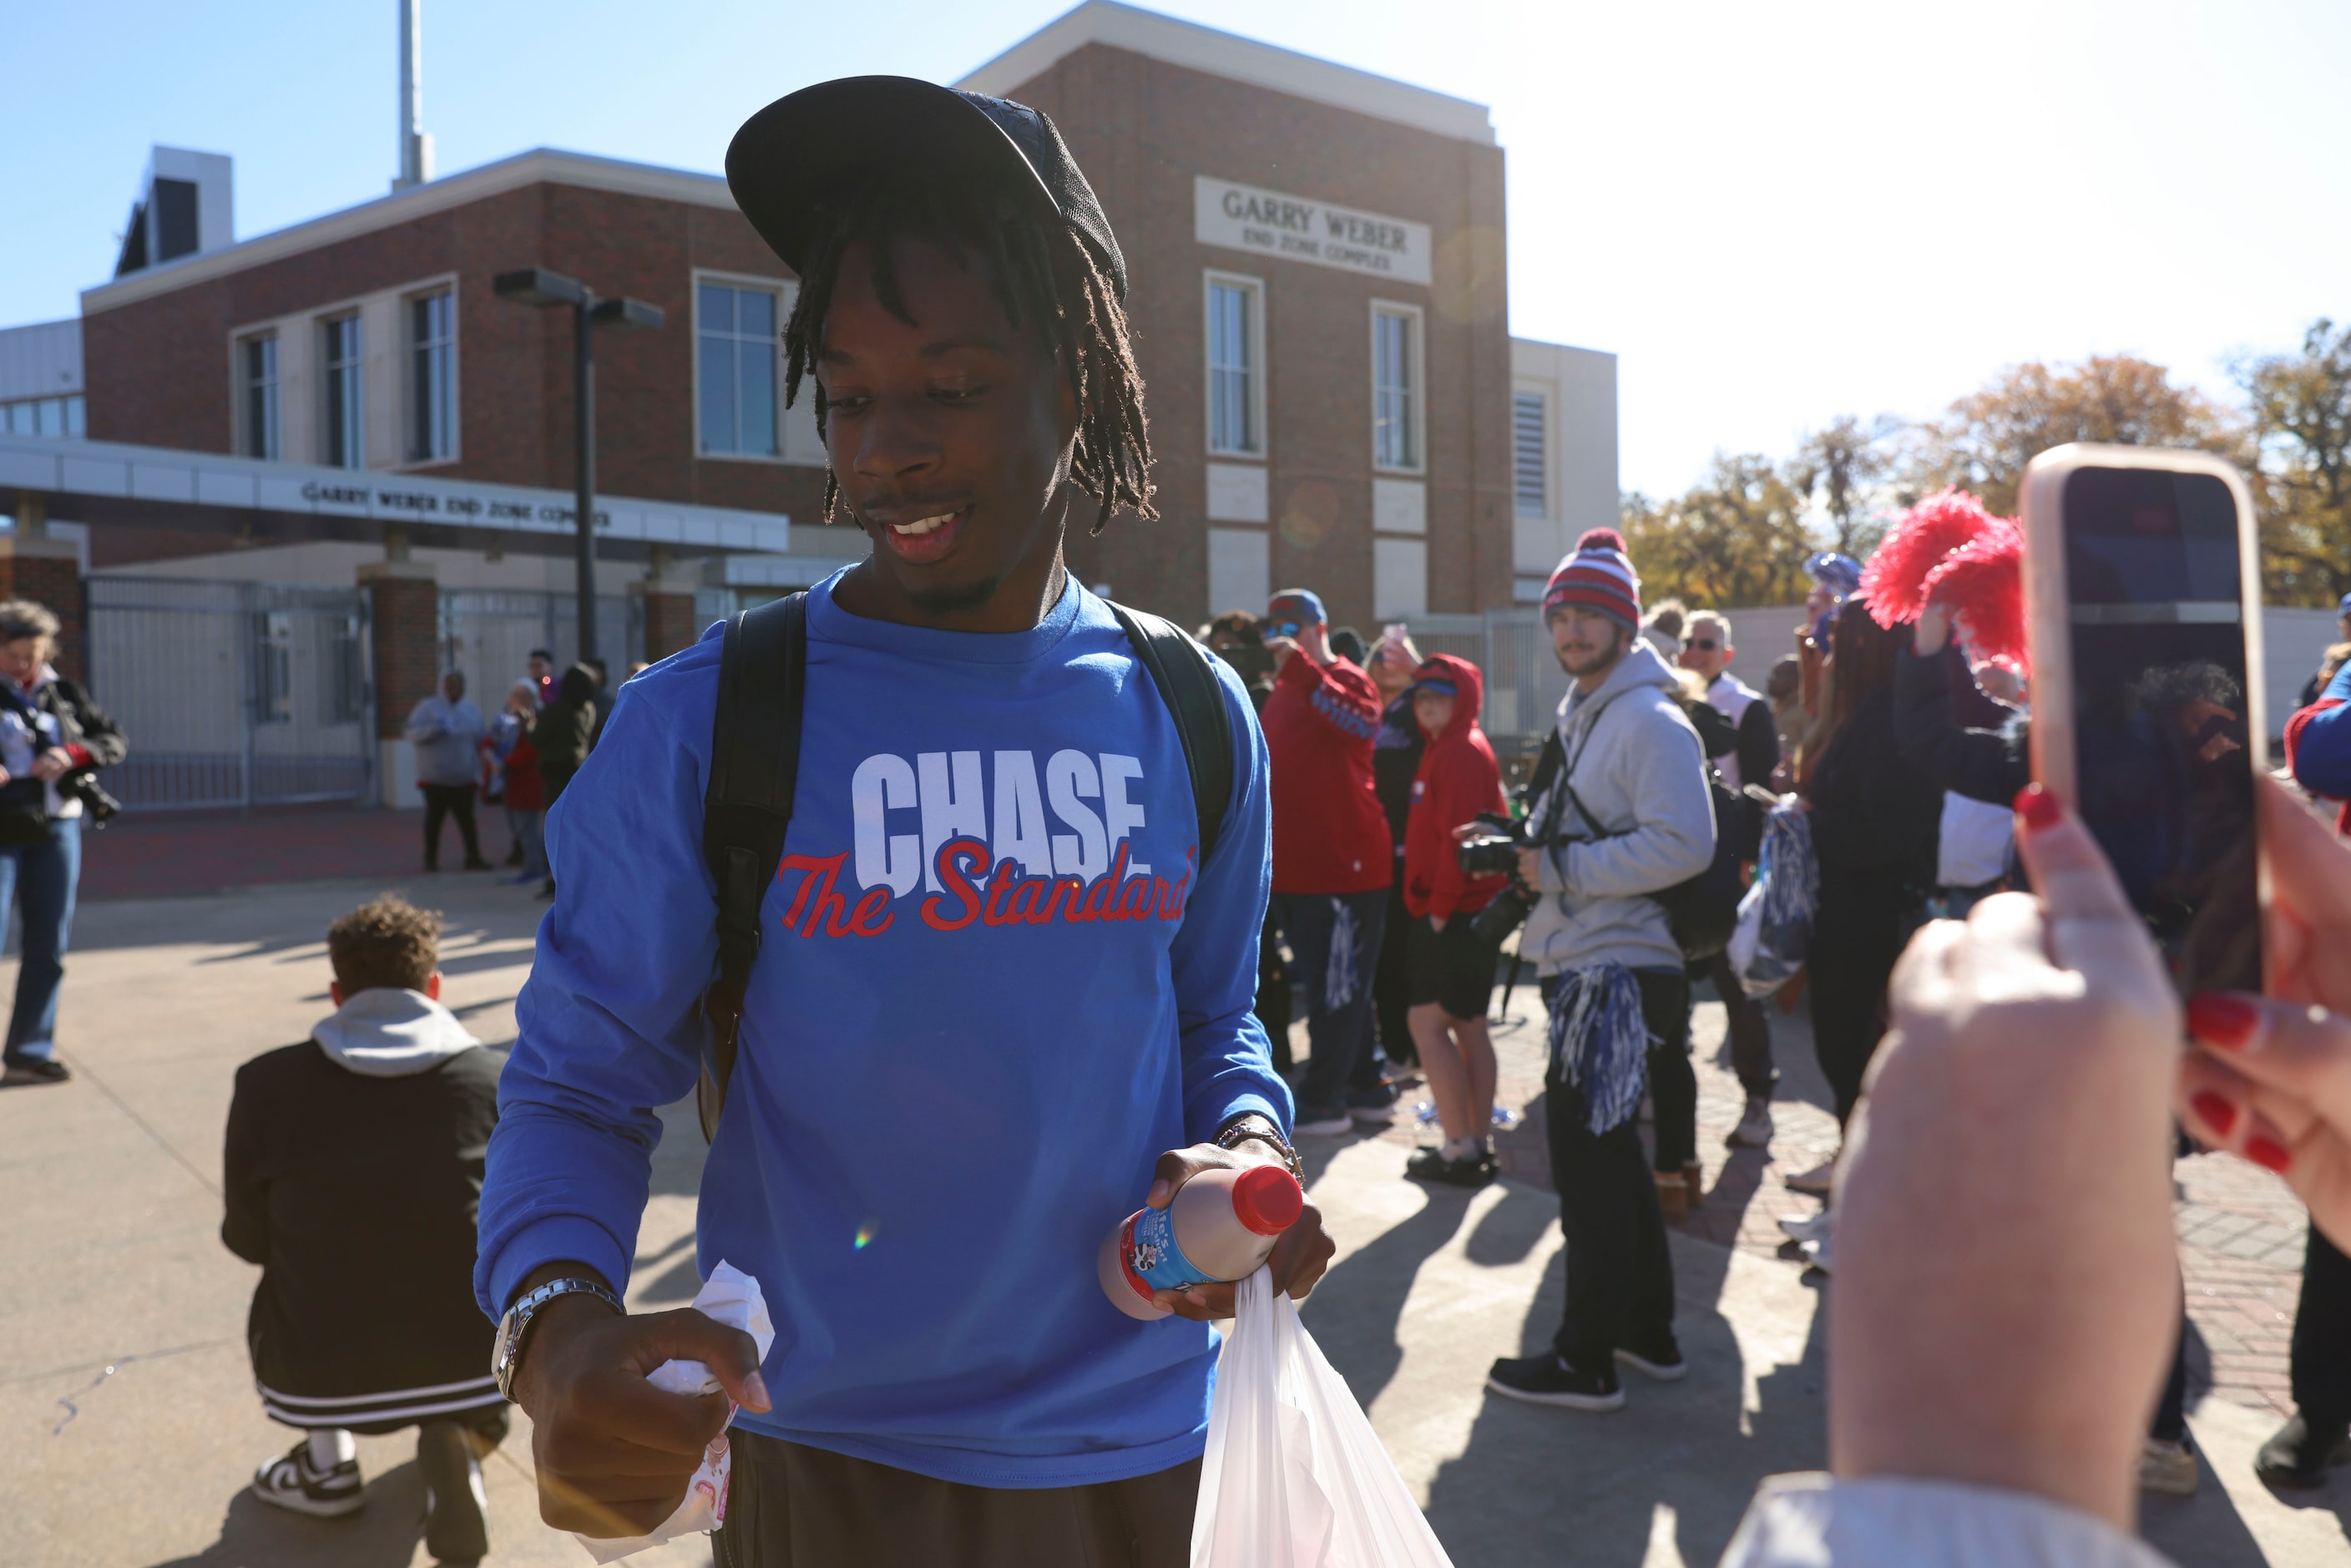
2247;1135;2293;1173
2014;784;2061;830
2191;1091;2238;1137
2187;992;2262;1051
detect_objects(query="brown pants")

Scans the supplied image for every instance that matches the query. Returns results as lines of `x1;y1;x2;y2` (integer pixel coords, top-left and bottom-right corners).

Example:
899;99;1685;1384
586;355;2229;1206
712;1430;1201;1568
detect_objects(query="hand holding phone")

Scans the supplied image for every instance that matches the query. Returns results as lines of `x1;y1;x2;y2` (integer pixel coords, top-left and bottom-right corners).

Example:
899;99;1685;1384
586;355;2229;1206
2023;443;2267;999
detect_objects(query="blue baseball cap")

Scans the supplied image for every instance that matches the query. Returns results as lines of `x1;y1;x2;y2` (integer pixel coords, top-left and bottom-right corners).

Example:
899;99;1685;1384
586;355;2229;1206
1265;589;1326;628
1805;552;1863;598
2337;592;2351;618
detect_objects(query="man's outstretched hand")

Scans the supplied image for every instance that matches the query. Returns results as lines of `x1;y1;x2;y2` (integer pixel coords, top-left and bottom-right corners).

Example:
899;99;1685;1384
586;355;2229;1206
506;1263;769;1537
1143;1140;1335;1321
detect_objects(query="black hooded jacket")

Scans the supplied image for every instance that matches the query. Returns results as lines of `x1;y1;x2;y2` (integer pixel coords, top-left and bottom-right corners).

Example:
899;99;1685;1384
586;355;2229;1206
533;663;599;805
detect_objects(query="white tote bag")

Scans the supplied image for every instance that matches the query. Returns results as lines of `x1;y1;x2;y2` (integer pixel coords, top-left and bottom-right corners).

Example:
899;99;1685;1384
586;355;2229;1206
1191;1268;1455;1568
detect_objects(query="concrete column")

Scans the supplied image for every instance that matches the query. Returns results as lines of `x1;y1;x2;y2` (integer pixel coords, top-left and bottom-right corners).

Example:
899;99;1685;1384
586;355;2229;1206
631;576;705;664
358;559;438;808
0;534;87;683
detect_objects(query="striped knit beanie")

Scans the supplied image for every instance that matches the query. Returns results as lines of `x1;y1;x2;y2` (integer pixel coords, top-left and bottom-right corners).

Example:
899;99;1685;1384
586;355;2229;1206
1542;529;1642;633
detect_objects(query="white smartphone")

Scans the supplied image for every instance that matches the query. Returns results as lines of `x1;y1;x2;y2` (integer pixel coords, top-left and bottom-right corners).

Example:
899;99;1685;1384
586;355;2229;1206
2022;443;2268;996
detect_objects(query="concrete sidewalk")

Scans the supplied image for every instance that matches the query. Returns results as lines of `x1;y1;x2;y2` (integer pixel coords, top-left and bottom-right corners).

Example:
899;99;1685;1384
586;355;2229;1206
2;878;2347;1564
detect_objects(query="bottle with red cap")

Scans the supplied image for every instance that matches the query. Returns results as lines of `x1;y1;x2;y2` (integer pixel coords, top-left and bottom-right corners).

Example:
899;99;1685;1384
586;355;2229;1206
1098;1164;1306;1321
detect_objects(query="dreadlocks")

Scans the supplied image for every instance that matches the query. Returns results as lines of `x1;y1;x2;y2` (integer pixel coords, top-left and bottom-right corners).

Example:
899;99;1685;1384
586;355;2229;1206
781;177;1154;536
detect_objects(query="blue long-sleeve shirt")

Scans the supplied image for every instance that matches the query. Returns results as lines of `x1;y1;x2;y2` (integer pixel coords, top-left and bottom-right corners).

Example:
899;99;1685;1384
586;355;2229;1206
2288;661;2351;802
474;572;1287;1488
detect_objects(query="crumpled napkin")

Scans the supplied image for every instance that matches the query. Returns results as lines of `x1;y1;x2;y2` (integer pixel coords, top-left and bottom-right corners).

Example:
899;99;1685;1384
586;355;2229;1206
574;1261;776;1564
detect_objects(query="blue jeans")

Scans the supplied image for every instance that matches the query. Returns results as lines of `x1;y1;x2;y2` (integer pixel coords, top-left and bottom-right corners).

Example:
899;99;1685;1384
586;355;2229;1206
1269;888;1388;1116
507;807;548;880
0;815;81;1067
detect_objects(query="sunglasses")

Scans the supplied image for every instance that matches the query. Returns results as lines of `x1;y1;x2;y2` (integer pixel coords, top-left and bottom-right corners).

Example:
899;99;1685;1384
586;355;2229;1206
1686;638;1721;650
1261;621;1304;642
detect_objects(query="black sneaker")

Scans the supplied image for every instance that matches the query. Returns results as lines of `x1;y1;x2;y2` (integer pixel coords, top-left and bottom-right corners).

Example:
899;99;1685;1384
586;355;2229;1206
2257;1412;2351;1489
2;1059;70;1086
1614;1333;1687;1382
1485;1352;1625;1411
252;1440;364;1517
1405;1146;1494;1189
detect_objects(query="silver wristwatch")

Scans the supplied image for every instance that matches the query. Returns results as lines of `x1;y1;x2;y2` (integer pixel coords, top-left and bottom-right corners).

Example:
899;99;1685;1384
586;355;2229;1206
492;1277;624;1400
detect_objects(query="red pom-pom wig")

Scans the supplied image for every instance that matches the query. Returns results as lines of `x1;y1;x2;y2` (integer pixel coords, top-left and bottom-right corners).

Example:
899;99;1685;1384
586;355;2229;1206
1924;526;2027;672
1861;489;2006;628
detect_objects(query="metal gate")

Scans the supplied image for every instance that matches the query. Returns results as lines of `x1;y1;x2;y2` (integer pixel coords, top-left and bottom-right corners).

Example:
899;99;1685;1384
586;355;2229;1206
87;578;375;809
439;589;640;707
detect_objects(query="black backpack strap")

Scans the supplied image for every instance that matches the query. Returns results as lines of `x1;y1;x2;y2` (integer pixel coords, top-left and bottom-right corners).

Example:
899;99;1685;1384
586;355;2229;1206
697;591;806;1142
1107;603;1234;866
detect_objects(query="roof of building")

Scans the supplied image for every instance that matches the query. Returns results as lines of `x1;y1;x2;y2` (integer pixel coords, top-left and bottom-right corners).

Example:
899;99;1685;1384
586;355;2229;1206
79;149;737;316
0;320;83;402
957;1;1494;146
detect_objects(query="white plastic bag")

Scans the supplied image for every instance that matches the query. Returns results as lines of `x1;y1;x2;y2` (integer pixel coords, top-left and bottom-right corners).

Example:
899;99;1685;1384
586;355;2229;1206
1191;1267;1454;1568
575;1261;776;1564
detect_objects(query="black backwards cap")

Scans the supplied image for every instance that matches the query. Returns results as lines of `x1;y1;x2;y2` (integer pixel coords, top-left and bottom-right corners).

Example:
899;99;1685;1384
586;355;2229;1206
726;76;1127;301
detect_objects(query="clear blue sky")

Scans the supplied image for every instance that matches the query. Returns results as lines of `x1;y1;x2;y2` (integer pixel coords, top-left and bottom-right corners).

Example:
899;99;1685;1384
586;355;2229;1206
4;0;2344;498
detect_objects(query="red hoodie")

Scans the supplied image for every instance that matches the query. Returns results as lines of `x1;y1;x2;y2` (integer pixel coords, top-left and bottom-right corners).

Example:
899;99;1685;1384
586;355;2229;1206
1261;651;1393;893
1403;654;1509;920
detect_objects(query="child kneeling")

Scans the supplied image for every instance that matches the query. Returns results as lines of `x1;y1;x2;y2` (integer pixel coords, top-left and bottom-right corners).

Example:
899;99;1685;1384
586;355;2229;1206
222;893;506;1560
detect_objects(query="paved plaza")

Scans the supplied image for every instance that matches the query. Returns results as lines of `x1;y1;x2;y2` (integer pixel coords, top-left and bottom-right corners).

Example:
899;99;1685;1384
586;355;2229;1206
3;857;2350;1564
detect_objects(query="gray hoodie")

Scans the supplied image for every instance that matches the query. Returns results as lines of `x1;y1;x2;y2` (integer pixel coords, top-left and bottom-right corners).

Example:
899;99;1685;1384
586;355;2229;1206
404;693;487;788
1519;640;1716;975
311;987;481;1077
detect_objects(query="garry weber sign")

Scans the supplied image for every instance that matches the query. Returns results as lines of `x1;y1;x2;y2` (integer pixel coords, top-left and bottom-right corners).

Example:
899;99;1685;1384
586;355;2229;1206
1194;177;1432;286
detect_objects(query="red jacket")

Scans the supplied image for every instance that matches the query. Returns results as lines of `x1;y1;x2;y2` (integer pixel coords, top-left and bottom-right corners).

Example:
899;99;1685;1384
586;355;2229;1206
1261;651;1392;894
1403;654;1509;921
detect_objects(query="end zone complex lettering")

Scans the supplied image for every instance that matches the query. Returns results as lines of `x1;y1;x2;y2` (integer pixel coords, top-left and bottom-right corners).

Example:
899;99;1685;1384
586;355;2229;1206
1192;176;1433;286
774;750;1195;939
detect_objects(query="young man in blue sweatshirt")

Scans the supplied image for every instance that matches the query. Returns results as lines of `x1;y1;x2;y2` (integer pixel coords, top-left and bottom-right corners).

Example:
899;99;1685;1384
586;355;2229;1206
474;78;1329;1563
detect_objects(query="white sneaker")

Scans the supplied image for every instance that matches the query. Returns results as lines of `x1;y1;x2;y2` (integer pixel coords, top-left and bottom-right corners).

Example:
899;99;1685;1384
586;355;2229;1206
1777;1211;1833;1246
1783;1160;1838;1196
252;1441;364;1518
1801;1231;1835;1274
1726;1097;1774;1150
1293;1110;1354;1136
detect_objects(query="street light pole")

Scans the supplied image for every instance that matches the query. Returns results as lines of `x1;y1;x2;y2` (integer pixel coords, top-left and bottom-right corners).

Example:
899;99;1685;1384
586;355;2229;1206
573;292;598;664
493;267;663;668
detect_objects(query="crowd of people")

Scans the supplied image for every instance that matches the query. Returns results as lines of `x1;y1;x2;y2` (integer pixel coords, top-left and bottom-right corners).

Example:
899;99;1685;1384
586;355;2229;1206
18;69;2337;1568
402;650;611;898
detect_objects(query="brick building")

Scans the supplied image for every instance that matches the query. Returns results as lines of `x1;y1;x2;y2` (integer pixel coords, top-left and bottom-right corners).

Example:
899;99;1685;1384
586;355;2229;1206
0;0;1617;807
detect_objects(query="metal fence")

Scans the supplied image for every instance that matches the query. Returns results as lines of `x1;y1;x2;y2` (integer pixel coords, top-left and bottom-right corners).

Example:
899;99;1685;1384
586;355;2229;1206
87;578;375;809
438;589;641;705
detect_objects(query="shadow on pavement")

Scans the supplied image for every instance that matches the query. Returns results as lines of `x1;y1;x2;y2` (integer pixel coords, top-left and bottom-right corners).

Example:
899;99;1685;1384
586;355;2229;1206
149;1461;428;1568
1302;1183;1480;1410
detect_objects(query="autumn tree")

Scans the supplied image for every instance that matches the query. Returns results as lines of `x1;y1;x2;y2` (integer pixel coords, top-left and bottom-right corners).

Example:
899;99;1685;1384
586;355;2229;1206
1621;453;1816;609
1788;414;1902;558
2239;319;2351;607
1909;354;2243;518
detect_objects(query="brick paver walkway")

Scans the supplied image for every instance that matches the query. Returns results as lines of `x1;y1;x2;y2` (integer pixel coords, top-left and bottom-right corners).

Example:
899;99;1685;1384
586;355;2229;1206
79;804;528;900
1312;964;2314;1426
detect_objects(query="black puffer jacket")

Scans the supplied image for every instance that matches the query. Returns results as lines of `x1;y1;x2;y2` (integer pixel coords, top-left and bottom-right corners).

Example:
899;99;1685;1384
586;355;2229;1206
533;664;599;805
1891;646;2029;807
223;1034;503;1431
1807;685;1944;882
0;675;129;834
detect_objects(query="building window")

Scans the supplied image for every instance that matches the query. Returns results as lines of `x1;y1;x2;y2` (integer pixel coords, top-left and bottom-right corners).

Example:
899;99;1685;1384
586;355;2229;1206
1513;390;1547;518
1205;273;1264;457
1;397;84;438
241;336;280;460
1372;304;1422;472
321;315;363;468
697;281;780;458
408;291;456;463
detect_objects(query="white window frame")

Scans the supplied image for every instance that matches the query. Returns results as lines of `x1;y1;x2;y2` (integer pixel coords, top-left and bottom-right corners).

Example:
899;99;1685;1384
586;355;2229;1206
1202;270;1267;460
402;277;460;468
320;311;365;470
1370;301;1425;475
1511;384;1550;520
693;270;793;464
237;332;281;461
